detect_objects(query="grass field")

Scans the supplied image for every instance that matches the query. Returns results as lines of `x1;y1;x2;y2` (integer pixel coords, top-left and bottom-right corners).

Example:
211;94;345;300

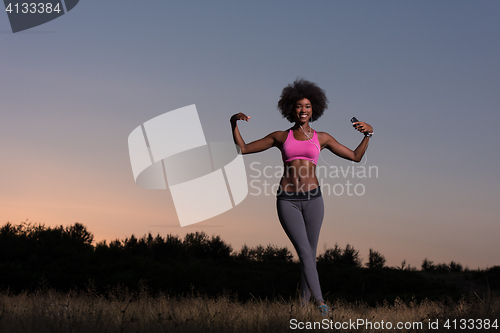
0;289;498;332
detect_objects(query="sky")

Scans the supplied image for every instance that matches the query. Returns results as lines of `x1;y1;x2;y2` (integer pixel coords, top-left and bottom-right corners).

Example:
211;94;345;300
1;1;499;269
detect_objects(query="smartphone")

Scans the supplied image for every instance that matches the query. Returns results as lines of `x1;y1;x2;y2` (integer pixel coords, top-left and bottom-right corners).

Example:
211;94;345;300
350;117;359;123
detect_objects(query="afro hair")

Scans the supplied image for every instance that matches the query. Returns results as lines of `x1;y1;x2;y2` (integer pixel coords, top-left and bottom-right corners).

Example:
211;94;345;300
277;78;328;123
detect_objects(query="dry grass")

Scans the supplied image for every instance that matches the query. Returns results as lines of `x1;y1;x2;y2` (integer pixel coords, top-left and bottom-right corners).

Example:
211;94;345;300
0;289;498;332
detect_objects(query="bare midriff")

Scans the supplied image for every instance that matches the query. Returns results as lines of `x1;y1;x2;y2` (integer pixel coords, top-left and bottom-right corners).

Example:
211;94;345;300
279;159;319;193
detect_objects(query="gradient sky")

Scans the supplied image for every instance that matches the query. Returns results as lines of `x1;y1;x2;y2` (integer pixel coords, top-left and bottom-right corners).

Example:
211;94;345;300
1;1;499;269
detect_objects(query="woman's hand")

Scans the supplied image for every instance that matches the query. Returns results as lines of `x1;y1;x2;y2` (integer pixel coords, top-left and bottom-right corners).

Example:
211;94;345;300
230;113;251;124
230;113;276;154
352;121;373;134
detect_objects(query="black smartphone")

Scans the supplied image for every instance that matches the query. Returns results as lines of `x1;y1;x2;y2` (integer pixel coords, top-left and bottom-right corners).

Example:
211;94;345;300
350;117;359;123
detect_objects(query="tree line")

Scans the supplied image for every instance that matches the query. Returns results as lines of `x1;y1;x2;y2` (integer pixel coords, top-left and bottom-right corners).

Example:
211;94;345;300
0;222;498;304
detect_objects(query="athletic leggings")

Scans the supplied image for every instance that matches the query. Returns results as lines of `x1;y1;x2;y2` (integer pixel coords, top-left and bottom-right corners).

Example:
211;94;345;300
276;193;325;304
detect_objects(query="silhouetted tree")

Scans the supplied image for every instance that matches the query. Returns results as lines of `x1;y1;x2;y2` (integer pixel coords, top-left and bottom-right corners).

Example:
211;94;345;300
183;232;232;259
317;244;342;263
487;266;500;274
449;261;463;273
235;244;251;261
207;235;232;260
184;232;210;258
342;244;362;267
259;245;293;262
318;244;361;267
149;234;184;259
366;249;386;269
65;222;93;245
436;263;450;273
234;244;293;262
422;258;435;272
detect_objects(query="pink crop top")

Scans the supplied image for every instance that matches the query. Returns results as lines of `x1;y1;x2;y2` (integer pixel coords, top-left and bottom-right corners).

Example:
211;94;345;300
280;129;320;165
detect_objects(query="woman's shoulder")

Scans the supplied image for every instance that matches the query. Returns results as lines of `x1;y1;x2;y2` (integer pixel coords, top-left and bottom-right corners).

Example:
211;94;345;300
268;130;289;144
270;129;290;135
316;131;336;145
316;131;333;138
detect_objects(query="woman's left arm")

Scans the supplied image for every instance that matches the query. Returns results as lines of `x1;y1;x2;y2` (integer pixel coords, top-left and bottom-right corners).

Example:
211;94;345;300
321;121;373;163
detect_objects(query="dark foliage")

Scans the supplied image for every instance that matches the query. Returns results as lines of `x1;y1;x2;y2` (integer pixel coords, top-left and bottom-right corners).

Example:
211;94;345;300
0;222;496;306
317;243;362;267
422;258;436;272
422;259;465;274
235;244;293;262
366;249;386;269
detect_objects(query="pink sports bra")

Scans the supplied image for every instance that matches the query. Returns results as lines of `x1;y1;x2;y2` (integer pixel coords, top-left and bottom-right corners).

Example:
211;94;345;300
280;129;320;165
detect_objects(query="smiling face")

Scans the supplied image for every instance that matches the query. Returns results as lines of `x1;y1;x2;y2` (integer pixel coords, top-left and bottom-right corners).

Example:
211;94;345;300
294;98;312;124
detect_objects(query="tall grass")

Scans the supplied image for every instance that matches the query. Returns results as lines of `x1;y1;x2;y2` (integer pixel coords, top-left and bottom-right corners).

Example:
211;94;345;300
0;289;498;332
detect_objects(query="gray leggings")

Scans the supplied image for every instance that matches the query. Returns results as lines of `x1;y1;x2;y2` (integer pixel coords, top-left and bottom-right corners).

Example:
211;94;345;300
276;196;324;304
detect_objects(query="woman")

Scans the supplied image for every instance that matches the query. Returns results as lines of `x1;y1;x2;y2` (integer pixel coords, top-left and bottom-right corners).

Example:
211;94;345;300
230;79;373;315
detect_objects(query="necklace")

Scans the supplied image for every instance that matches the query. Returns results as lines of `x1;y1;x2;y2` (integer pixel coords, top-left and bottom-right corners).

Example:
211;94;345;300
299;125;312;139
299;124;321;153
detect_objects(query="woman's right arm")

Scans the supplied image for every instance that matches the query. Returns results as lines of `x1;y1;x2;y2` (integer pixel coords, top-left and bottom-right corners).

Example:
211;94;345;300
230;113;277;155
